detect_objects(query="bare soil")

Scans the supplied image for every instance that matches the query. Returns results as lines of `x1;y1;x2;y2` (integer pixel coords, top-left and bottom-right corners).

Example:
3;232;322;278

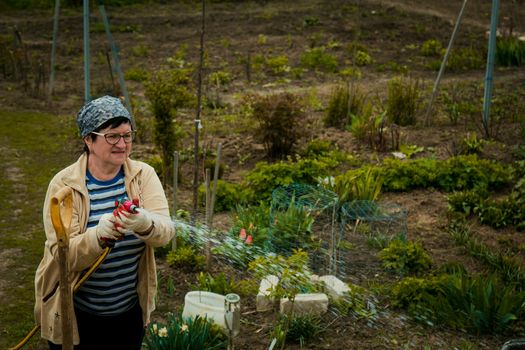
2;0;525;349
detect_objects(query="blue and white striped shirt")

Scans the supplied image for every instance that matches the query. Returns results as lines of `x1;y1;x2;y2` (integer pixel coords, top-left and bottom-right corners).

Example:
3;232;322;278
74;168;145;316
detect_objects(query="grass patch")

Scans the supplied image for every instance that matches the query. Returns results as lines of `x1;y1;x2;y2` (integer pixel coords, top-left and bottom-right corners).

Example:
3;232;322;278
0;110;78;349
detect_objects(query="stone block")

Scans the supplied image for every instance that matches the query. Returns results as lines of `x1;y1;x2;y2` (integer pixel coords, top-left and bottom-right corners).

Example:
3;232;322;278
319;275;350;299
280;293;329;316
256;275;279;312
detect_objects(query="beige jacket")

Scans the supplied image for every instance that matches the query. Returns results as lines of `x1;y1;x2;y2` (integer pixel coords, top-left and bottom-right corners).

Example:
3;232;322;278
34;153;175;345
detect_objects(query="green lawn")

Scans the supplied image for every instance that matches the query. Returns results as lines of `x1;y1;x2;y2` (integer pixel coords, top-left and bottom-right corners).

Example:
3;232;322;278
0;110;78;349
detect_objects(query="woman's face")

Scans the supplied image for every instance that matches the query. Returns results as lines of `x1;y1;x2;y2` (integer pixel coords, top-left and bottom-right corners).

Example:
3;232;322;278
85;122;132;170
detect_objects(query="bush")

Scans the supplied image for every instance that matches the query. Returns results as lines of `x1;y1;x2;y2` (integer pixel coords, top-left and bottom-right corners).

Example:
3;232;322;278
496;36;525;66
269;197;315;253
324;83;365;129
125;67;150;82
428;273;525;334
377;155;511;193
265;55;291;76
386;76;421;126
421;39;442;56
446;47;485;72
379;238;432;274
145;69;194;183
247;92;306;159
300;47;339;72
166;246;205;271
285;314;323;347
230;204;270;247
243;156;338;203
198;180;243;213
190;272;237;295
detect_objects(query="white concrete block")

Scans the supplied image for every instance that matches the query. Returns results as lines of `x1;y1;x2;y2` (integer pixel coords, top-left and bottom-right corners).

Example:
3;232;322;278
319;275;350;299
280;293;329;316
256;275;279;312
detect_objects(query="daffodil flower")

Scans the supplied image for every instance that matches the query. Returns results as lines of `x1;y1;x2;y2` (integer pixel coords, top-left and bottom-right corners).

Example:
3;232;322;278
158;327;168;337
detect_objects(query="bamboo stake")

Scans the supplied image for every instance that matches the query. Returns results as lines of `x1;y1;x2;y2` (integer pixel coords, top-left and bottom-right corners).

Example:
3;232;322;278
172;151;179;251
48;0;60;98
424;0;468;126
192;0;206;223
205;169;212;270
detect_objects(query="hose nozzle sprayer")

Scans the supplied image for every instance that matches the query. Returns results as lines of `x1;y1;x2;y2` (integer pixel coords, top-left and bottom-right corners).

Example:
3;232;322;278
114;197;139;214
101;198;140;246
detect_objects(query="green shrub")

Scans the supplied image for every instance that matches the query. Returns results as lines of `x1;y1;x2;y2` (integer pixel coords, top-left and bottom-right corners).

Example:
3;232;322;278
339;66;362;79
448;219;525;286
230;204;270;247
439;82;481;125
446;47;485;72
190;272;237;295
392;272;525;334
265;55;290;76
348;103;385;149
301;139;333;158
246;92;306;159
209;70;231;86
378;155;511;193
324;83;365;129
428;273;525;334
166;246;205;271
379;239;432;274
243;156;338;203
391;275;445;309
300;47;339;72
354;50;373;66
125;67;150;82
386;76;421;126
421;39;443;56
285;314;323;347
496;36;525;66
198;180;244;213
145;69;194;183
331;283;376;318
447;190;486;216
270;197;315;253
143;313;226;350
329;168;383;204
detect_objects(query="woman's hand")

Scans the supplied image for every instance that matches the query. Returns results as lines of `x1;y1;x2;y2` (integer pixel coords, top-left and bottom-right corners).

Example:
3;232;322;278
96;213;123;246
117;208;154;235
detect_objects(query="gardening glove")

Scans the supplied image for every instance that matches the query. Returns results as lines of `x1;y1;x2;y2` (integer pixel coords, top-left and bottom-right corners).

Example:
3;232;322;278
117;208;154;236
96;213;123;246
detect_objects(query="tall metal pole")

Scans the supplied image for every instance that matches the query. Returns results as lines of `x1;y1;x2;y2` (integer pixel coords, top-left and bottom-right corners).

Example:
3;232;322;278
83;0;91;102
192;0;206;223
97;0;134;128
482;0;500;137
424;0;468;126
48;0;60;98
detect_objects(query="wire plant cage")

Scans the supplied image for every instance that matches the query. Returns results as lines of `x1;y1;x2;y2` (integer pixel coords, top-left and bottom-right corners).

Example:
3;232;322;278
268;183;342;276
341;200;408;238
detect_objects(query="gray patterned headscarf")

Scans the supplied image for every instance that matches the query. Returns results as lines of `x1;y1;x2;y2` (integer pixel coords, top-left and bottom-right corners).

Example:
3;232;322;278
76;96;132;137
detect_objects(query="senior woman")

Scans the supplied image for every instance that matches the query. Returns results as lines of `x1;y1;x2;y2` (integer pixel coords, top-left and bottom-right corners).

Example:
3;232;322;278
34;96;175;349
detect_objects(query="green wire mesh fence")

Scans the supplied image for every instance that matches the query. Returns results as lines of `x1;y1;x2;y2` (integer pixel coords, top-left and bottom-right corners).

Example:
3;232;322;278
267;184;407;279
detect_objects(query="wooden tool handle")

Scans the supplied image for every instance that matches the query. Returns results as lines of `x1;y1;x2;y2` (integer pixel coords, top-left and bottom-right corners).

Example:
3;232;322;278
51;187;73;247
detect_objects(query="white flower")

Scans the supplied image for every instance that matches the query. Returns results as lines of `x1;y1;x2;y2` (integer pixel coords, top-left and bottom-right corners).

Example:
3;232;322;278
152;324;158;334
180;324;188;332
158;327;168;338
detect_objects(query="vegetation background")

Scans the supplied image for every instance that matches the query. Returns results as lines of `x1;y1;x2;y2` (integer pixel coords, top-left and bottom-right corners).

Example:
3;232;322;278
1;0;525;349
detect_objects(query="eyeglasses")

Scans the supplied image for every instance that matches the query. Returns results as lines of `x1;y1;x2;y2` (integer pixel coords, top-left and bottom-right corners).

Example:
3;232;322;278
91;131;136;145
